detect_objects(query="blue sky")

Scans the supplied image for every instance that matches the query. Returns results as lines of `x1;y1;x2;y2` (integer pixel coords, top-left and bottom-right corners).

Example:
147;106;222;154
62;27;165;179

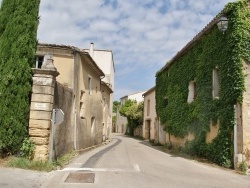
0;0;235;100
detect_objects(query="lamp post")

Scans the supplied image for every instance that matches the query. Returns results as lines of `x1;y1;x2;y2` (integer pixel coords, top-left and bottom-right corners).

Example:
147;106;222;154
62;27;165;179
217;16;229;33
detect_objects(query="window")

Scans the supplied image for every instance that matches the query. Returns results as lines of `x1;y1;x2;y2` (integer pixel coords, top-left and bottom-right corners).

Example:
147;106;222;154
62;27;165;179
80;90;85;119
91;117;95;136
103;97;106;110
88;76;92;95
187;81;196;103
34;56;44;68
147;99;150;116
213;68;220;99
163;97;168;108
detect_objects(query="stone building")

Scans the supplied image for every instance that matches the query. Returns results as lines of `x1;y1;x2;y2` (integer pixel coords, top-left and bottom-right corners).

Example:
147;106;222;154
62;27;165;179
29;43;114;160
116;91;145;134
83;43;115;140
156;0;250;168
142;87;166;144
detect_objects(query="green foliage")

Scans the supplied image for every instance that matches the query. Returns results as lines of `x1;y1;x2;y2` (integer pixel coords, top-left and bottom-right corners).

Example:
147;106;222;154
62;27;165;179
156;0;250;167
0;0;40;154
7;157;54;172
7;150;78;172
20;138;35;160
119;100;143;135
112;115;117;124
239;162;248;173
113;100;120;113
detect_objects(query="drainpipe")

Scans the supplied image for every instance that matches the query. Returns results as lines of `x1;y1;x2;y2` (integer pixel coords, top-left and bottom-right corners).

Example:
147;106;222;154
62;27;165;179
158;118;160;144
234;104;238;168
74;109;77;149
73;51;78;150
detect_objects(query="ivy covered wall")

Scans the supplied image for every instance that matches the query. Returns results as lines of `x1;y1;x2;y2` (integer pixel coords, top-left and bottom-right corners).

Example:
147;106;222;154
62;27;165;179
156;0;250;167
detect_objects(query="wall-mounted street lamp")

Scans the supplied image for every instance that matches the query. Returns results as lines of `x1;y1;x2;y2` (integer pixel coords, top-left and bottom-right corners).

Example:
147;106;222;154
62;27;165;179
217;16;229;33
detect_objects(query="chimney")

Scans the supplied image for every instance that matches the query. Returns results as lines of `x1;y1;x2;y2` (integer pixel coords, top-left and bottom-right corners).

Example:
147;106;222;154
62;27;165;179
90;42;94;58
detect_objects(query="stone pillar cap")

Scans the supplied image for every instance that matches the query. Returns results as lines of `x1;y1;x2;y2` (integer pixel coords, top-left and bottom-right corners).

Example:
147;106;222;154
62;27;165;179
41;54;57;71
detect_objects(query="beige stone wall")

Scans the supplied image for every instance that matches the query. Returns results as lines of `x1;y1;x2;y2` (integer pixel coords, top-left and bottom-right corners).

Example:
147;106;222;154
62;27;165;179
241;61;250;165
166;133;194;147
116;106;127;133
36;46;74;88
206;120;219;143
142;89;166;144
74;53;103;150
29;64;58;160
53;56;74;88
143;90;156;140
101;85;112;141
165;119;218;148
134;125;142;137
53;82;74;157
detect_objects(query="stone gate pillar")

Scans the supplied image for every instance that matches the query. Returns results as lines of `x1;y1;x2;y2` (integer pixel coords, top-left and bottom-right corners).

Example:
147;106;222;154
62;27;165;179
29;56;59;160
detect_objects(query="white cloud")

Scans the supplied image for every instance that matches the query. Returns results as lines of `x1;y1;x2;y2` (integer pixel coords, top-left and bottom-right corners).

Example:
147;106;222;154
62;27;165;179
3;0;232;100
0;0;235;100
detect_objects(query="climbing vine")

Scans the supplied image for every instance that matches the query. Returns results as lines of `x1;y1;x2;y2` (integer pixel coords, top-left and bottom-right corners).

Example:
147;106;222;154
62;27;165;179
156;0;250;167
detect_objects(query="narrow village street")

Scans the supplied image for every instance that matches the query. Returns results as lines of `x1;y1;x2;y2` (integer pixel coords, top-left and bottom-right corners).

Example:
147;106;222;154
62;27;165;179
43;133;250;188
1;1;250;188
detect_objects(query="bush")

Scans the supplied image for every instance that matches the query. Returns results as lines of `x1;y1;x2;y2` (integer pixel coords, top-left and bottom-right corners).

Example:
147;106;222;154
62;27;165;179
20;138;35;160
239;162;248;173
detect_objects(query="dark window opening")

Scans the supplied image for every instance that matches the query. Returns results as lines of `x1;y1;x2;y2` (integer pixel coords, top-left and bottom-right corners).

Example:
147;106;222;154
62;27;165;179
34;56;44;68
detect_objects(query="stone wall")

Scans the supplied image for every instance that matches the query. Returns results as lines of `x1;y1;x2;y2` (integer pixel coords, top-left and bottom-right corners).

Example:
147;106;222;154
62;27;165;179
134;125;142;137
29;57;59;160
53;82;74;157
241;61;250;166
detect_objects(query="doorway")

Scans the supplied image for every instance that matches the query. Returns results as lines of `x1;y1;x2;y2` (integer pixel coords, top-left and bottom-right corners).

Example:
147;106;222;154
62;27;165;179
145;120;151;139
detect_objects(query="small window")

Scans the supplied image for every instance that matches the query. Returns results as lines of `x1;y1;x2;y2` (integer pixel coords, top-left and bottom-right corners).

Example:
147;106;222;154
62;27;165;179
163;97;168;108
34;56;44;68
80;90;85;119
213;68;220;99
80;90;85;100
103;97;106;110
88;76;92;95
187;81;196;103
147;99;150;116
91;117;95;135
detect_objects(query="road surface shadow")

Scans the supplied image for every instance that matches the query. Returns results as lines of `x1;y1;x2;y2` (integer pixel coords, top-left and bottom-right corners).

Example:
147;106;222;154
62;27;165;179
138;139;186;158
81;138;122;168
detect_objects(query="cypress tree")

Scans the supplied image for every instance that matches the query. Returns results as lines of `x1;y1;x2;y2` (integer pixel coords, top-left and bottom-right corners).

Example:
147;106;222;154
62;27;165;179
0;0;40;154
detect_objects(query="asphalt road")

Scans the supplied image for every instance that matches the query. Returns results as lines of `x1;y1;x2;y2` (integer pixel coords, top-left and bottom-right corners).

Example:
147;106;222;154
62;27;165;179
0;167;53;188
45;133;250;188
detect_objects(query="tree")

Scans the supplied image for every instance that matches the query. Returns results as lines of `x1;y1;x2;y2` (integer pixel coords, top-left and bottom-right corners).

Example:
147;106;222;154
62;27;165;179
119;99;143;136
0;0;40;155
112;100;120;113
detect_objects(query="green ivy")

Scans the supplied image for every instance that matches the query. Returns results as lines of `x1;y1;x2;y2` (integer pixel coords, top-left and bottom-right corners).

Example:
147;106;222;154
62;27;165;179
156;0;250;167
